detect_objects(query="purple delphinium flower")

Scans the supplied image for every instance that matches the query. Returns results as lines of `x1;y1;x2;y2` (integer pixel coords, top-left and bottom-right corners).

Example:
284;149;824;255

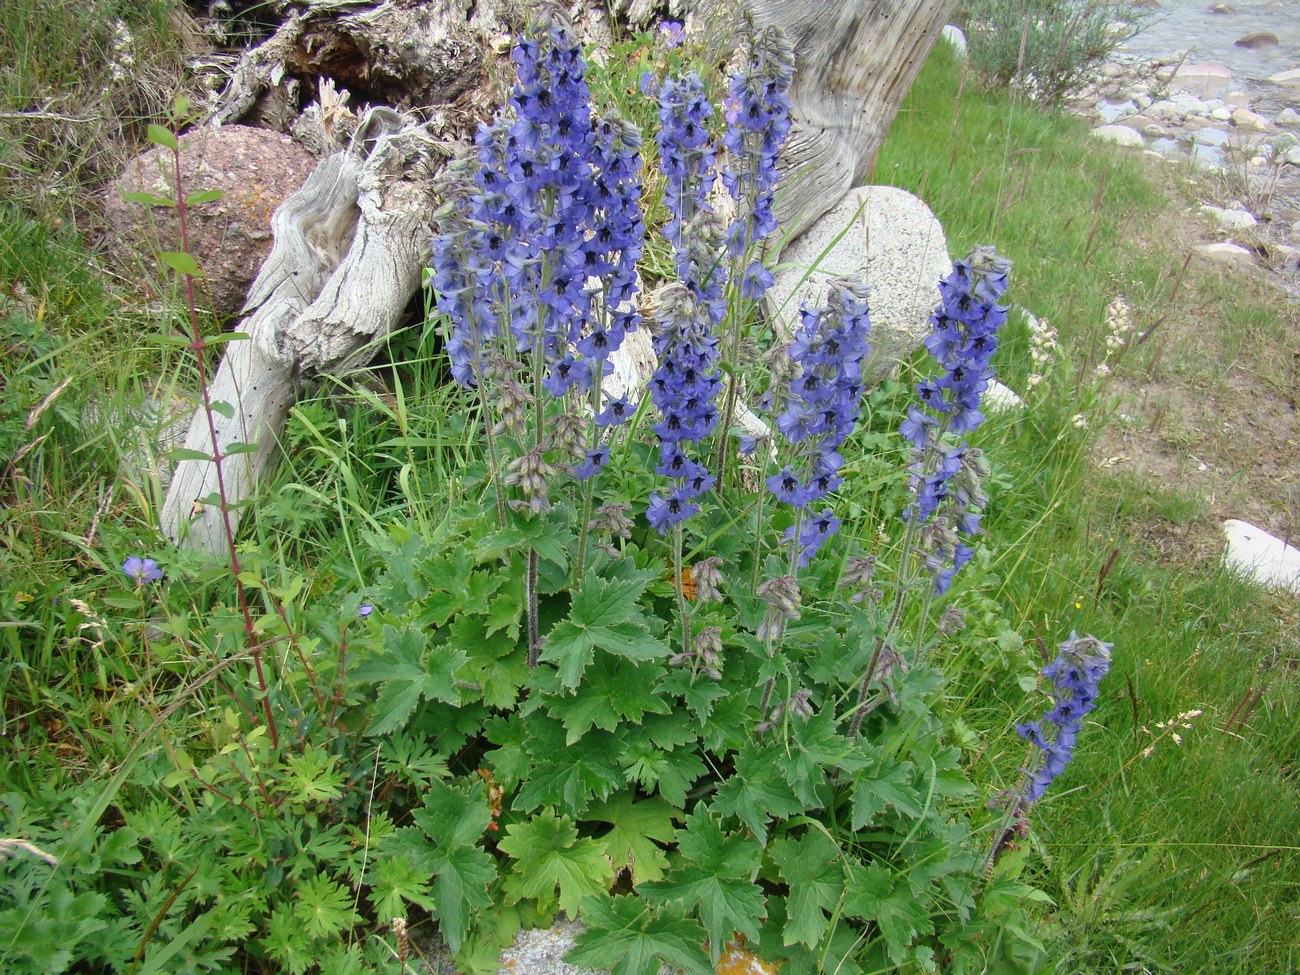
430;8;644;407
720;27;794;304
646;283;721;532
122;556;163;586
657;72;716;275
358;604;375;618
903;246;1010;594
766;277;873;564
1015;633;1112;804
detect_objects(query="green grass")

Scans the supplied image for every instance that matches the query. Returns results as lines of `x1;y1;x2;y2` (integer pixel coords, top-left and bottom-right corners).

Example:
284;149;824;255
1;18;1298;975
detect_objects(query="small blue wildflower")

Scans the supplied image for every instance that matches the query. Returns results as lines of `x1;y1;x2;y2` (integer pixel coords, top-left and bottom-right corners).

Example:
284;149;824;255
782;508;841;567
358;604;375;618
122;556;163;585
657;20;685;48
1016;633;1112;804
657;73;716;269
430;8;645;403
574;446;610;481
646;490;699;532
593;396;633;428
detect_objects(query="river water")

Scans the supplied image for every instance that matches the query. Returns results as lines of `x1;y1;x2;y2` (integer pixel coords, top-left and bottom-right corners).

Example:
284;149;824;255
1120;0;1300;114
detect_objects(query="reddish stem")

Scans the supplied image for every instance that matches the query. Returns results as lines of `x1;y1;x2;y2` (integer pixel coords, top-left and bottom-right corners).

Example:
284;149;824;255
169;132;279;750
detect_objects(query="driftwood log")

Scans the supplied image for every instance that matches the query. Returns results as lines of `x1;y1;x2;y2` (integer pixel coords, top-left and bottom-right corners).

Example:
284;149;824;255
162;0;955;550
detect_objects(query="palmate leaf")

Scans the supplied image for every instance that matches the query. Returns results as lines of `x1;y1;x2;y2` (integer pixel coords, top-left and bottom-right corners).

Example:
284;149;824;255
539;568;669;688
499;809;615;916
639;809;765;964
776;710;871;805
771;831;846;948
386;779;497;952
514;719;625;815
567;895;713;975
351;624;467;734
294;873;362;939
849;757;922;829
584;793;682;885
546;657;671;743
710;741;803;843
618;737;706;808
842;861;933;967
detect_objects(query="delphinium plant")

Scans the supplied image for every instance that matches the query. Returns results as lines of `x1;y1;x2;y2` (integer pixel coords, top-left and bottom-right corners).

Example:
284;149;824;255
396;9;1098;974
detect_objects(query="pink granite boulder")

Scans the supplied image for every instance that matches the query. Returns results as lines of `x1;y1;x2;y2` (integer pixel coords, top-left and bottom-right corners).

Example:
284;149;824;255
103;125;315;318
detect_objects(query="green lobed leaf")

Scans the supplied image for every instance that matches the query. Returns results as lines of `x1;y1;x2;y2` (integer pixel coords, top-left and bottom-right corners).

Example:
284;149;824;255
841;861;933;967
849;757;922;829
583;792;682;886
351;623;466;734
618;737;706;808
540;572;671;688
777;710;871;805
386;779;496;951
710;742;803;843
498;809;614;916
566;895;713;975
639;809;765;964
770;831;845;948
545;656;671;743
513;723;625;815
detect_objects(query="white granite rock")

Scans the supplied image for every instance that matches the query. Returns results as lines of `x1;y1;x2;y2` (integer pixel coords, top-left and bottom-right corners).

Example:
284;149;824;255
984;380;1024;413
1196;204;1258;231
941;24;967;58
767;186;950;377
1278;107;1300;126
1171;93;1209;116
1173;62;1233;95
1222;520;1300;593
1091;124;1145;147
1200;205;1258;231
1147;99;1181;120
1210;106;1233;121
1231;107;1272;131
1267;68;1300;85
1195;241;1255;264
1287;145;1300;166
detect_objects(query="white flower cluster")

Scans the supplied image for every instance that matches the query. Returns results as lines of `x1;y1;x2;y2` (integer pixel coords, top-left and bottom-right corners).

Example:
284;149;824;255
1094;295;1133;380
1140;707;1203;759
109;19;136;83
1025;311;1058;393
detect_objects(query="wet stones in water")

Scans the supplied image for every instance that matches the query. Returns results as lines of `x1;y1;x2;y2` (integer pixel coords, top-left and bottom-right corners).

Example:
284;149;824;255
1235;32;1280;50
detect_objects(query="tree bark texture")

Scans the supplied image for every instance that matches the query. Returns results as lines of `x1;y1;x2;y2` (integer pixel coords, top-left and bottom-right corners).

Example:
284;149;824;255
690;0;958;246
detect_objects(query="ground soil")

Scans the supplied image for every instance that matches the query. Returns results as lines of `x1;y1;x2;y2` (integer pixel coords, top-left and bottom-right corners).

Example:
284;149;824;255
1091;173;1299;567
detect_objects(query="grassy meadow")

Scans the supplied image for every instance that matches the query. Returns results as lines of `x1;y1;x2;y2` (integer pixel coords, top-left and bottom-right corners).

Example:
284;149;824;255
1;6;1297;975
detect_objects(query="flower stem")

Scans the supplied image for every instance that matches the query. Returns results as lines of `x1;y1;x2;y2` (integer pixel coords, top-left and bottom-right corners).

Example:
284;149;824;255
169;123;278;750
